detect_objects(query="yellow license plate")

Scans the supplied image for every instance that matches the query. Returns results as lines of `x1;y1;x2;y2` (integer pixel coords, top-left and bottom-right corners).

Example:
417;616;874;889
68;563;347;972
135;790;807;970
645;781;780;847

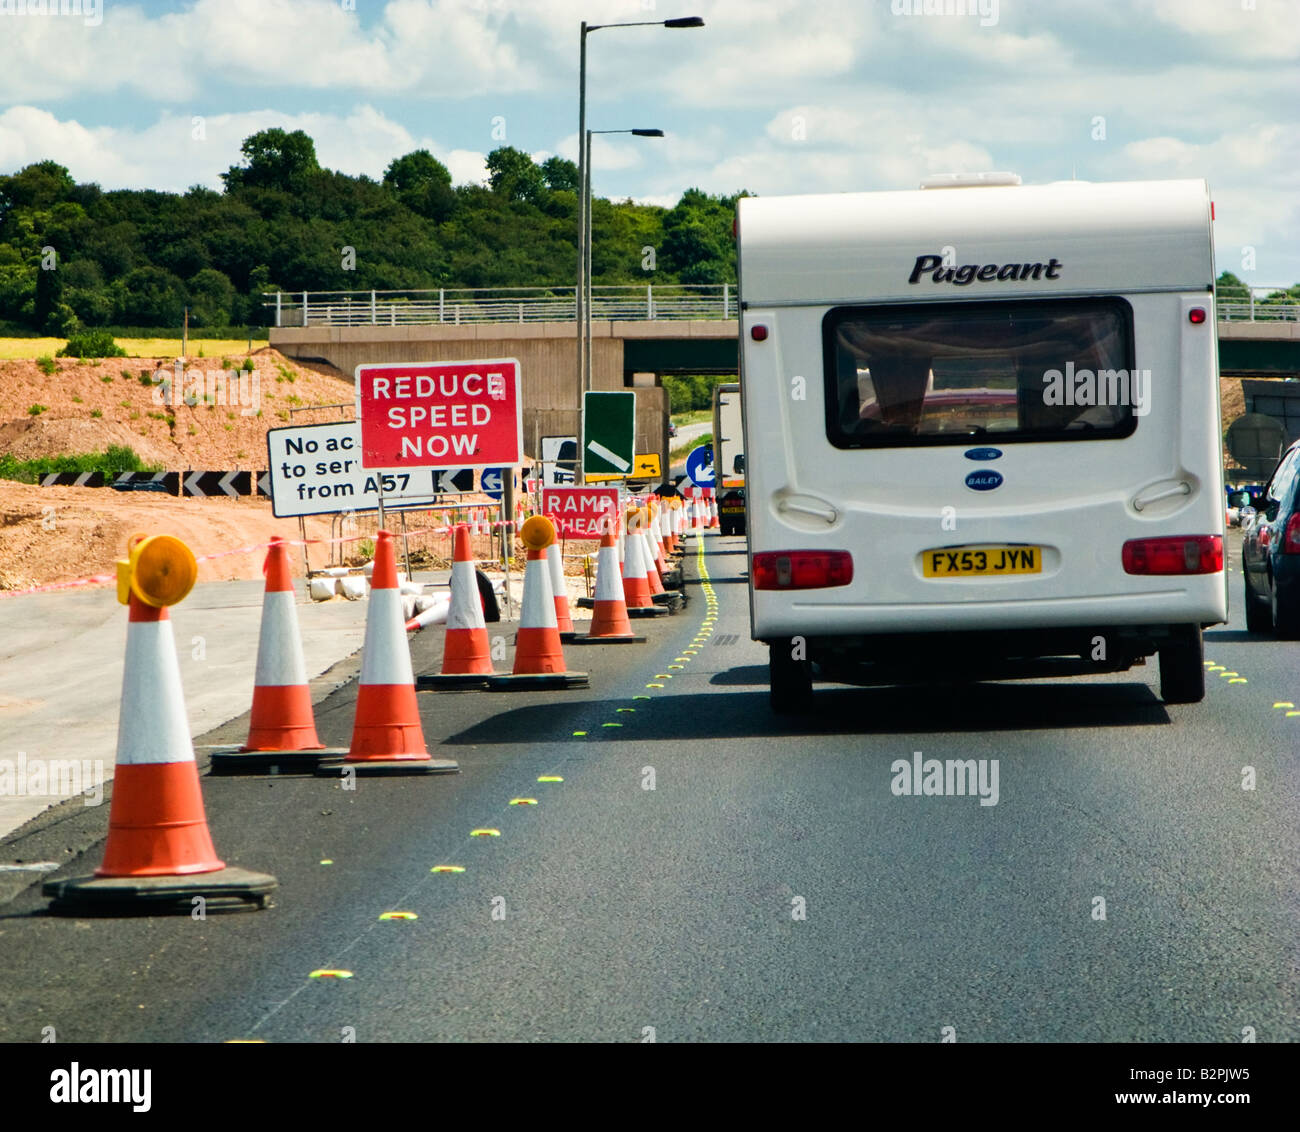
922;545;1041;578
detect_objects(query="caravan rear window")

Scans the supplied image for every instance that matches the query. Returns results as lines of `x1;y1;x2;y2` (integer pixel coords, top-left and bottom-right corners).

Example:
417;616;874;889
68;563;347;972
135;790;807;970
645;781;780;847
823;297;1138;448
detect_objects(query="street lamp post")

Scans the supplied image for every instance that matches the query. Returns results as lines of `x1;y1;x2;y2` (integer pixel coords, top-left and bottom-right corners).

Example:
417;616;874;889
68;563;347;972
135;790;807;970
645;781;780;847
585;129;664;395
576;15;703;481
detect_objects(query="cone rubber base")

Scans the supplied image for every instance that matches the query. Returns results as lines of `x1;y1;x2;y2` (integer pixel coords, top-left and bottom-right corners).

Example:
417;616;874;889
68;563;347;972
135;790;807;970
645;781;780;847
44;867;276;915
316;757;459;777
575;596;595;609
514;631;583;645
416;673;494;691
485;672;589;690
208;747;347;775
628;604;670;618
570;633;647;645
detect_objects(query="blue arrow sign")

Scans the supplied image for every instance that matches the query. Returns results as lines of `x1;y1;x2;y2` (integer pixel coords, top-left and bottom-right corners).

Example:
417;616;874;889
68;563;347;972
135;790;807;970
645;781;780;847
685;444;715;488
481;466;507;500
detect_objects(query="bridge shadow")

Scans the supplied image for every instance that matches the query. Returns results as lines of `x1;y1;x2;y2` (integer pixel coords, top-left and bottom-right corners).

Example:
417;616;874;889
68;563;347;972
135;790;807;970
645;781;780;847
442;677;1169;744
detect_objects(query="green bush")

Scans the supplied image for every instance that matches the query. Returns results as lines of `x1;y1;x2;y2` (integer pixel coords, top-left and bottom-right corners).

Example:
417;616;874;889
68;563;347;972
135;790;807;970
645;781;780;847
27;403;47;415
242;356;255;372
57;329;127;359
0;444;159;484
36;355;56;375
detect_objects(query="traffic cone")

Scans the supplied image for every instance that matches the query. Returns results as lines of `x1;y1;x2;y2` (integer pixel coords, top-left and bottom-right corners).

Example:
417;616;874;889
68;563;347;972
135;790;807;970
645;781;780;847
210;537;345;775
622;521;655;610
660;502;676;555
547;535;577;641
416;524;496;690
641;520;666;597
572;524;645;644
322;530;457;775
487;517;587;687
43;543;277;912
709;488;720;530
650;507;668;576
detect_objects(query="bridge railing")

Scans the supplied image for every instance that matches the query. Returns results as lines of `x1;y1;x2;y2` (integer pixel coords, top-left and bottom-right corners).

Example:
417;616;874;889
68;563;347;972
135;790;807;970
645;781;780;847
265;284;1297;328
265;285;736;328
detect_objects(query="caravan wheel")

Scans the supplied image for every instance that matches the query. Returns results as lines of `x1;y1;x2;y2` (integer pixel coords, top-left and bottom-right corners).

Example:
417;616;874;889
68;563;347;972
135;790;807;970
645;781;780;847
1158;625;1205;704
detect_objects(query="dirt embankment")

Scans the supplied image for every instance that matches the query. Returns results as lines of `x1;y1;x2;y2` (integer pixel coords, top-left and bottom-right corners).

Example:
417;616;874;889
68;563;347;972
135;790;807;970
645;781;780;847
0;348;363;590
0;348;356;470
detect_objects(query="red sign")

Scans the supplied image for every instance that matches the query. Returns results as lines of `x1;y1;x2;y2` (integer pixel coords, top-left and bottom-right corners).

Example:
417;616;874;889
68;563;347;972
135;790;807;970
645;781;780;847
541;487;620;538
355;358;522;469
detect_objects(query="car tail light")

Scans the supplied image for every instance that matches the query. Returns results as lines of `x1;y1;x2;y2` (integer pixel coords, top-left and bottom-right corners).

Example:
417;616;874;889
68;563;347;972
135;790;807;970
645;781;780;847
1284;514;1300;554
753;550;853;589
1122;535;1222;575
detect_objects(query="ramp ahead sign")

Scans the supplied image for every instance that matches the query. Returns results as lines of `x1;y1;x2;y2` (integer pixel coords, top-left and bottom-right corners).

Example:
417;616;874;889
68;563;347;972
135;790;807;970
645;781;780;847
356;358;522;469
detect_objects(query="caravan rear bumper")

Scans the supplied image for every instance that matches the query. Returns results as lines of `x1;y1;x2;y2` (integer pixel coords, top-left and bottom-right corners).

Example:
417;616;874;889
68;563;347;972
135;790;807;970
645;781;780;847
752;583;1227;640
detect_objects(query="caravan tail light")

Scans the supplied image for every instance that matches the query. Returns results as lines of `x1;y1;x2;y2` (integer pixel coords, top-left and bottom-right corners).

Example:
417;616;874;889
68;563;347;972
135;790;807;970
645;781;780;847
1122;535;1222;575
1283;514;1300;554
753;550;853;589
1189;308;1207;324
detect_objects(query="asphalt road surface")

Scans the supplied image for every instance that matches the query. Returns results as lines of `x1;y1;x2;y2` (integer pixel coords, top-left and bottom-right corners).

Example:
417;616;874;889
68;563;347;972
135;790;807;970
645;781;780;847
1;531;1296;1043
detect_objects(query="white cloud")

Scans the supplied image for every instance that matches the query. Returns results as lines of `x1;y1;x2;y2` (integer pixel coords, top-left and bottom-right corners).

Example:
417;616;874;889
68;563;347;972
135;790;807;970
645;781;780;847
0;0;546;103
0;104;490;192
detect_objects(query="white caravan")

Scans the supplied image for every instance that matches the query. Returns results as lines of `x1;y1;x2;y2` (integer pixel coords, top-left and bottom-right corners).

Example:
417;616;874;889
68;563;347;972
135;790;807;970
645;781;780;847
735;177;1226;711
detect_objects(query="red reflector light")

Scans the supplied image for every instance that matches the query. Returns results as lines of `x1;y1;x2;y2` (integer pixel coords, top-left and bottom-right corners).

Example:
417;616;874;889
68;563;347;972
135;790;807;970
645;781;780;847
1189;307;1207;324
750;325;768;341
1122;535;1222;575
1284;514;1300;554
753;550;853;589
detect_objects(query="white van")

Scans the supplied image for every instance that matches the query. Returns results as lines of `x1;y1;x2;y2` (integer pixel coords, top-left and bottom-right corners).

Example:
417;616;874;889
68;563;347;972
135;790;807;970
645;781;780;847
735;176;1226;711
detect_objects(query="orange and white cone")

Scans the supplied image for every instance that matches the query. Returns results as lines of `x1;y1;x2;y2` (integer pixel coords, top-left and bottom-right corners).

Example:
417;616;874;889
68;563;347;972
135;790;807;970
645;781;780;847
547;536;576;638
327;530;457;775
417;524;496;688
211;537;343;774
101;596;225;878
513;548;564;674
488;517;588;685
622;523;654;610
574;525;643;644
650;507;668;575
640;522;666;597
44;574;277;911
660;502;676;555
708;488;720;529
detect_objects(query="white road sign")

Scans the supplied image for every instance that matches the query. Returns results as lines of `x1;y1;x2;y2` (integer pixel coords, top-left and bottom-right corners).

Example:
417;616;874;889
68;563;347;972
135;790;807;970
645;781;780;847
266;421;438;518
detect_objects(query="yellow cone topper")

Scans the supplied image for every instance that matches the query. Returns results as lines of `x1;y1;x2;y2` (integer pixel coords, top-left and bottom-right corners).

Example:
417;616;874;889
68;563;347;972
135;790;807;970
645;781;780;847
519;515;556;550
116;532;198;607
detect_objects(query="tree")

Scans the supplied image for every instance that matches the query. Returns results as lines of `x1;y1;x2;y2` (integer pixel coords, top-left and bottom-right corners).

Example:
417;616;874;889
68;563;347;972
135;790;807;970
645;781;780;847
111;266;188;327
661;188;741;284
384;150;455;221
221;129;321;195
541;155;579;194
485;146;546;205
187;267;236;327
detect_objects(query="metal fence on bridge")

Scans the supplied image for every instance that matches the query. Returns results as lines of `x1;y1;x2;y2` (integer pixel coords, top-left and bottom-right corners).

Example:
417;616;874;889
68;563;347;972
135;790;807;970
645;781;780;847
266;285;736;328
265;284;1297;329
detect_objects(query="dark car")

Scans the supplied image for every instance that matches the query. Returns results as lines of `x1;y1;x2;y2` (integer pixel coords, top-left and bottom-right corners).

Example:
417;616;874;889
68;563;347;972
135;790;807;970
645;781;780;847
1241;438;1300;637
718;486;746;536
110;480;172;493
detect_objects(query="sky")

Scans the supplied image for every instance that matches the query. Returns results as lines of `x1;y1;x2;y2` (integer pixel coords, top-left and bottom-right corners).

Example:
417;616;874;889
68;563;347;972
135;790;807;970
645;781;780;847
0;0;1297;286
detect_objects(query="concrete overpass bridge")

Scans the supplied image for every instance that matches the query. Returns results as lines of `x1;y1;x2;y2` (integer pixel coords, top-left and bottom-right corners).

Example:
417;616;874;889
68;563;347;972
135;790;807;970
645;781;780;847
267;284;1300;463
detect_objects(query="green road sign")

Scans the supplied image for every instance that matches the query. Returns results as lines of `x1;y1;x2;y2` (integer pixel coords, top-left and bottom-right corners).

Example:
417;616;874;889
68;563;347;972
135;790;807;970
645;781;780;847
582;391;636;479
